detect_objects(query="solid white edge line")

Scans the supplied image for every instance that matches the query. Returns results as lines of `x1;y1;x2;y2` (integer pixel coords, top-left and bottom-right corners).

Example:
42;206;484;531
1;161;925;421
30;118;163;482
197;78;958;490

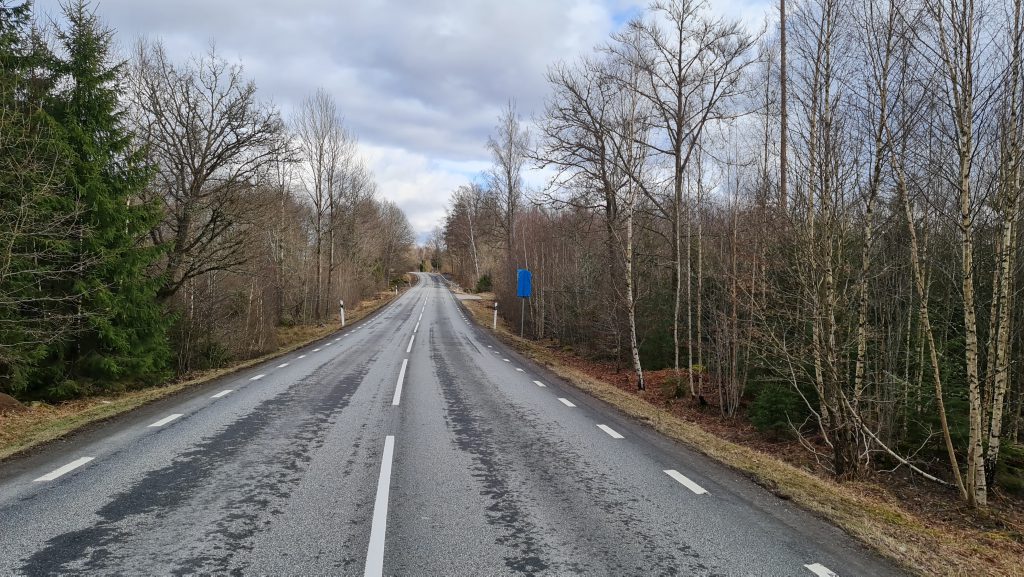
211;389;233;398
392;359;408;406
148;413;183;428
664;469;708;495
277;363;289;368
804;563;839;577
533;380;546;387
364;435;395;577
597;424;624;439
250;374;265;381
33;457;95;482
558;398;575;407
406;334;415;353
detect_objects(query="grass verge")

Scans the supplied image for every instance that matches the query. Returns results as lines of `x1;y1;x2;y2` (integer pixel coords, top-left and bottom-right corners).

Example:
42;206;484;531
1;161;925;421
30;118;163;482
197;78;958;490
458;290;1019;577
0;287;405;462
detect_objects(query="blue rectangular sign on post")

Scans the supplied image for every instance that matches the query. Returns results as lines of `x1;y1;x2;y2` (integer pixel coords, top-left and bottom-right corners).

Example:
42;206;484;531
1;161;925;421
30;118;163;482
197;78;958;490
516;269;532;298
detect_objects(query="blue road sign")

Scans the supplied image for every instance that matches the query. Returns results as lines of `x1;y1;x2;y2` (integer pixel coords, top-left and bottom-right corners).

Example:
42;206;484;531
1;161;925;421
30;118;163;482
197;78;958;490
517;269;532;298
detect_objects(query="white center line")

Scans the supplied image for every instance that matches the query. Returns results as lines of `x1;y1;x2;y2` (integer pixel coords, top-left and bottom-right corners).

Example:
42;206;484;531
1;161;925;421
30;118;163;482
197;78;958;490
250;374;265;381
558;398;575;407
664;469;708;495
148;413;183;428
406;334;415;353
392;359;409;406
414;321;420;333
277;363;289;368
597;424;624;439
211;389;233;398
804;564;840;577
365;436;395;577
298;354;306;359
33;457;94;482
533;380;546;387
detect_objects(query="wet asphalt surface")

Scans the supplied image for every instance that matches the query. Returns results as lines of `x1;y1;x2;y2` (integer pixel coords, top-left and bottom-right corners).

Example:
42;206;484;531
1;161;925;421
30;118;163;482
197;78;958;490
0;273;906;576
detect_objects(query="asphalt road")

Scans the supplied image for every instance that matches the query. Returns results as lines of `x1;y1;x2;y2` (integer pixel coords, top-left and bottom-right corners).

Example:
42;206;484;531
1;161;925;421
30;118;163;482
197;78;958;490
0;272;906;576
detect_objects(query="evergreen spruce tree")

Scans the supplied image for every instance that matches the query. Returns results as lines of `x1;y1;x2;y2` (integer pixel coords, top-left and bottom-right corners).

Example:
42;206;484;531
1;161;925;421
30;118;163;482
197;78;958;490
0;1;80;397
42;0;169;395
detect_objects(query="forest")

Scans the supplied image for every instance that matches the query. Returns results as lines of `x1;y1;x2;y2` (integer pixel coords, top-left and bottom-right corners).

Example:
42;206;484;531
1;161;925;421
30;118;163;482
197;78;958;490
0;2;414;402
437;0;1024;508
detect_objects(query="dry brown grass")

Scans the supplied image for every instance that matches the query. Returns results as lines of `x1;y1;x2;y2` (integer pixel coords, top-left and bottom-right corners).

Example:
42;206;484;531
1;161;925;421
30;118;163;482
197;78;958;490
0;288;403;462
460;295;1021;577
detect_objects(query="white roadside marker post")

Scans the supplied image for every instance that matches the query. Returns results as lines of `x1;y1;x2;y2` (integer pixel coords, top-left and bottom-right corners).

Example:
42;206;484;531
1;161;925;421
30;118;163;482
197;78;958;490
492;301;498;330
339;299;345;328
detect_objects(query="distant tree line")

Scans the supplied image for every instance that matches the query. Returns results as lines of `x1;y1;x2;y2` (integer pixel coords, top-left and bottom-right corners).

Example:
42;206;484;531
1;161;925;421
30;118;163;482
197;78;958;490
0;1;414;401
437;0;1024;508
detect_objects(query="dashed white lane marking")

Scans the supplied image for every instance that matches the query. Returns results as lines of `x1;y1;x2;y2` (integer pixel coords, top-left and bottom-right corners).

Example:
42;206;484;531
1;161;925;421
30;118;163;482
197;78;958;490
250;374;265;381
277;363;289;368
313;348;321;352
406;334;415;353
597;424;624;439
148;413;183;428
487;345;492;348
34;457;94;482
533;380;546;387
298;354;306;359
664;469;708;495
392;359;408;406
804;564;839;577
558;398;575;407
365;435;395;577
211;389;233;398
418;313;423;321
503;358;510;362
414;321;420;333
515;368;524;372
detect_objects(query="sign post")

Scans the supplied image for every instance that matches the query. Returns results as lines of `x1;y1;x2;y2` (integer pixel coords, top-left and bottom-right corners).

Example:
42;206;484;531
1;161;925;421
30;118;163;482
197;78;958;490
516;269;532;338
339;299;345;328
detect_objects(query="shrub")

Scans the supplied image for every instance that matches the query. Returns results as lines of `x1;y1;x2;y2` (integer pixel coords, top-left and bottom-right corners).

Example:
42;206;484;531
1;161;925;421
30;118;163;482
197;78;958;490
749;382;807;438
475;274;493;292
997;443;1024;495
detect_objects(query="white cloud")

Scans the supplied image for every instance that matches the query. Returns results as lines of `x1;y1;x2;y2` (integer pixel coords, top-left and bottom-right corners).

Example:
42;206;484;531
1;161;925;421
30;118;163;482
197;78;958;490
360;144;469;242
37;0;771;238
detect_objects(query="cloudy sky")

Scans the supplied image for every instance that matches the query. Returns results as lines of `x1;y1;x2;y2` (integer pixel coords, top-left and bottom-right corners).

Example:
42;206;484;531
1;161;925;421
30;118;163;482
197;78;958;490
38;0;771;241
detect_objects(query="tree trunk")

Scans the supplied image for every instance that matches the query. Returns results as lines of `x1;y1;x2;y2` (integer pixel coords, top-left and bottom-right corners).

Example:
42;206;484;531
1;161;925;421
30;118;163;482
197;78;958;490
625;205;644;390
